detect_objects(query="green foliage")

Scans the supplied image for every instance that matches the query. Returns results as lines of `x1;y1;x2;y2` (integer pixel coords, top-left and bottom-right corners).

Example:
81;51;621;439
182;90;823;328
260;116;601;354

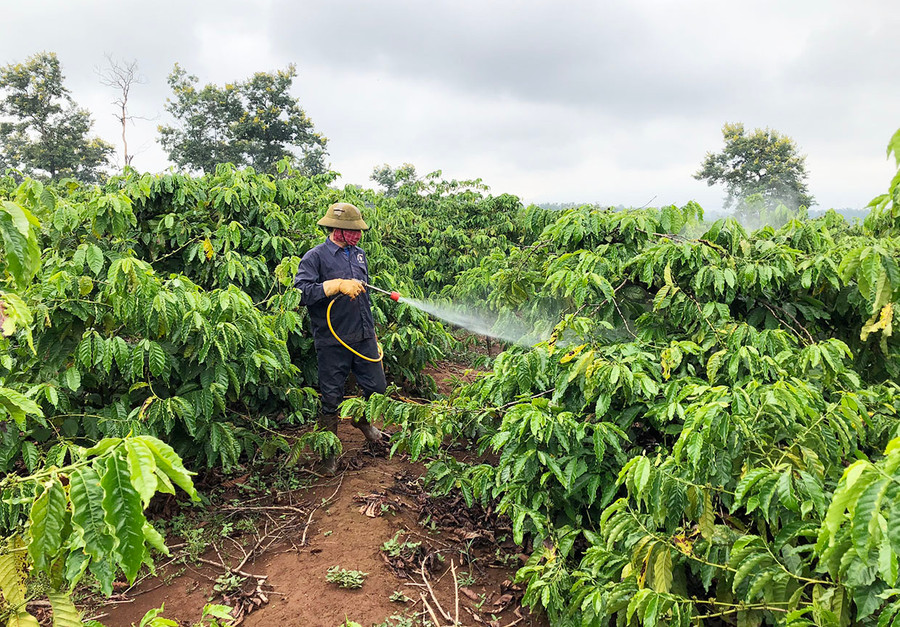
695;122;815;218
370;163;418;197
373;615;416;627
132;603;234;627
380;531;421;558
0;155;514;627
326;566;368;589
0;161;521;608
865;129;900;239
342;130;900;625
389;590;411;603
0;52;113;182
0;200;40;289
0;435;198;625
0;194;201;622
815;437;900;616
0;164;473;483
158;63;328;175
277;428;341;467
2;106;899;627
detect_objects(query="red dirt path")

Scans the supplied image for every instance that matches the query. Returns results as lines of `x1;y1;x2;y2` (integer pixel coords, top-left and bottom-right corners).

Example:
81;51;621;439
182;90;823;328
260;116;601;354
98;422;547;627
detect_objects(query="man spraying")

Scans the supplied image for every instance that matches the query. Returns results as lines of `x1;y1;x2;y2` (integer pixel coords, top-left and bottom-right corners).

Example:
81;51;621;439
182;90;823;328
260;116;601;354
294;203;386;475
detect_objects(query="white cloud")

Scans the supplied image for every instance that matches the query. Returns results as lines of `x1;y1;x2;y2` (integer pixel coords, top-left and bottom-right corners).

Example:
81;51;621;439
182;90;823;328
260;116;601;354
0;0;896;210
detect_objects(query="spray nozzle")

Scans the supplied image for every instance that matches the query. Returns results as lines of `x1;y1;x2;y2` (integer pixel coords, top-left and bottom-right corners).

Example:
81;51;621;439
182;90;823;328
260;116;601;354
365;283;402;303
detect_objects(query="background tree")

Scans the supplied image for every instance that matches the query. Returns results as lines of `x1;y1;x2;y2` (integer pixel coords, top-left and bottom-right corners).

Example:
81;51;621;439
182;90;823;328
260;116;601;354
695;122;815;219
370;162;418;196
97;54;146;168
0;52;113;182
158;63;328;175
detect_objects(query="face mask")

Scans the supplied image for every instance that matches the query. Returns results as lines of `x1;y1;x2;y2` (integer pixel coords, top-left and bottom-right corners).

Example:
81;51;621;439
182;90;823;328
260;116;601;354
335;229;362;246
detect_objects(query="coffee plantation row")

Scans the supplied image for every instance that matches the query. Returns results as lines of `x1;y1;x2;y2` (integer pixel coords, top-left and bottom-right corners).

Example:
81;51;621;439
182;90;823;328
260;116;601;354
2;129;900;625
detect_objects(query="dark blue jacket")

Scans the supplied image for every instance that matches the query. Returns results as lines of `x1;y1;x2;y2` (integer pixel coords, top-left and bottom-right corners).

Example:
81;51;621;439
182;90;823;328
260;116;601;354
294;237;376;347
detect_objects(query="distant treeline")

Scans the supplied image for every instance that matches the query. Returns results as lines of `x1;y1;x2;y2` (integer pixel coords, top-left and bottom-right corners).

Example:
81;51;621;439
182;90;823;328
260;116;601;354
536;202;870;223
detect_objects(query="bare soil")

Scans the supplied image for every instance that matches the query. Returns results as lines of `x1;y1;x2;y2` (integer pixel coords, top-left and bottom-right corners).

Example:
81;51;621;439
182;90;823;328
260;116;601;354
422;361;485;396
95;422;548;627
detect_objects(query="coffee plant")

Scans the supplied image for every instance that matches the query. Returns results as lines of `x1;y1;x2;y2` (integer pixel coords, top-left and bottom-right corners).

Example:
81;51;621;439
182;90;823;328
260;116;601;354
3;120;900;626
1;161;493;482
0;199;199;625
0;160;526;621
346;130;900;625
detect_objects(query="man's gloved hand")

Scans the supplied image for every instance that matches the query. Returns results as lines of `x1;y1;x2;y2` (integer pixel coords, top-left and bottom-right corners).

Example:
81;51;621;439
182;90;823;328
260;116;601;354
340;279;365;299
322;279;365;299
322;279;342;297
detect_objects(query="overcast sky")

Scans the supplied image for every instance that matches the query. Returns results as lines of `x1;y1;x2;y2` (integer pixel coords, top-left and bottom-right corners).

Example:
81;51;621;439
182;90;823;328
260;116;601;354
1;0;897;211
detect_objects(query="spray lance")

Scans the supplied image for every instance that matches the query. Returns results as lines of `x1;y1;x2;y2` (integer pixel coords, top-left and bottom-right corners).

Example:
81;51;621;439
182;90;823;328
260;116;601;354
325;282;402;363
364;282;402;302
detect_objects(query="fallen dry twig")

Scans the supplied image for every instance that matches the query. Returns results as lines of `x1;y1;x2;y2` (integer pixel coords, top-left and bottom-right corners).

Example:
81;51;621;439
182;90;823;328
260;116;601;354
422;593;443;626
421;557;453;623
300;473;344;546
451;559;460;626
196;556;267;581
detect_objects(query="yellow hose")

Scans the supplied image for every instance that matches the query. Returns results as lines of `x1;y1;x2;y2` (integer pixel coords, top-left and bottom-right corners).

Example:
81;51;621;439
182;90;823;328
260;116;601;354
326;297;384;362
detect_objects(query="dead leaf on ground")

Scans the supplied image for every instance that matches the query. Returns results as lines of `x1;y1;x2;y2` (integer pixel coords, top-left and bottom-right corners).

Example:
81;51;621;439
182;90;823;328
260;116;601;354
493;592;514;609
460;586;480;601
463;605;485;623
353;492;397;517
221;474;250;488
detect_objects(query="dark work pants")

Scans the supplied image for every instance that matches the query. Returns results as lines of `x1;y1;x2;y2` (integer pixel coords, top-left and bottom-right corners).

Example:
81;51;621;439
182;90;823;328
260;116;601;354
316;338;387;416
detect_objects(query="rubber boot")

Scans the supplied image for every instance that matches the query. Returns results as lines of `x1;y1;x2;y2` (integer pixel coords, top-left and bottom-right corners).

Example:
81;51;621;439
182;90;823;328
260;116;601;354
317;411;339;476
353;417;384;443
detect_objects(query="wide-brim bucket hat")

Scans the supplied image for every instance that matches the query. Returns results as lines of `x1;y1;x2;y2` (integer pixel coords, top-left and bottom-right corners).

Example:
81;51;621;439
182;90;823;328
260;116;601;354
316;202;370;230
